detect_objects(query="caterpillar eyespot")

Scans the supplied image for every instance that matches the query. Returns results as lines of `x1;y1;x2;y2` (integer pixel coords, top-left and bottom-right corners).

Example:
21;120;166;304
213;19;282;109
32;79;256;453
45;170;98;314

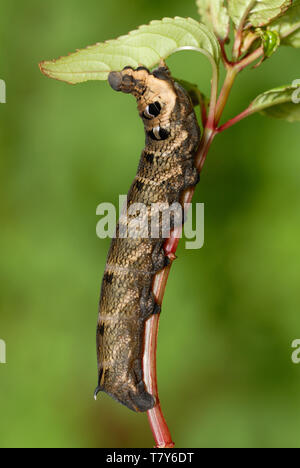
143;101;161;119
148;126;170;141
96;65;201;412
145;152;154;164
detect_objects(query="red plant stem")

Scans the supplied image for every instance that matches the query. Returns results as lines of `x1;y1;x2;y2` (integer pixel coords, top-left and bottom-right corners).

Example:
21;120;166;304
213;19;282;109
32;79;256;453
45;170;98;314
144;313;173;448
219;40;232;68
215;66;238;124
214;47;263;127
144;128;215;448
236;47;264;72
143;41;264;449
217;106;252;133
197;90;208;128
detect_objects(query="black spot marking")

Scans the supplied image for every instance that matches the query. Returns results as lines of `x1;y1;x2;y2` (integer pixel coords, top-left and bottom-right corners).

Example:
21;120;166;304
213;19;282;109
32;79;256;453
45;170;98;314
137;66;150;73
143;101;161;120
104;272;114;284
135;180;144;191
145;153;154;164
123;74;136;86
98;323;105;336
98;368;103;386
148;128;170;141
159;128;169;140
153;303;161;315
139;87;146;97
123;66;134;71
152;69;170;81
148;102;161;117
148;130;159;141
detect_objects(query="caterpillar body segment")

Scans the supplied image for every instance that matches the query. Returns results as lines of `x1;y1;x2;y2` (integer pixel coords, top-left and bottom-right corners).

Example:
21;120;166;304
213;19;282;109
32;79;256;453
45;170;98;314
96;65;201;412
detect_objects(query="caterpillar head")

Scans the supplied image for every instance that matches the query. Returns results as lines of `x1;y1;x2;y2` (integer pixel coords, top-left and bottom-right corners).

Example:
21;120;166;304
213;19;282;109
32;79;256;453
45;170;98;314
108;65;177;141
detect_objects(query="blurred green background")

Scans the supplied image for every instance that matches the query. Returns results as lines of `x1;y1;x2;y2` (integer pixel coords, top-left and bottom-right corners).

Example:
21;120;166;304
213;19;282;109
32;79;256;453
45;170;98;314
1;0;300;448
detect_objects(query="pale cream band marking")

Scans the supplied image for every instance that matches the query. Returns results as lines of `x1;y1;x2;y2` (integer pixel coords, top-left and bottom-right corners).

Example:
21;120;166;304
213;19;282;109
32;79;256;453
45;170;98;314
134;167;182;187
99;313;139;324
99;314;117;324
101;289;139;317
105;263;154;276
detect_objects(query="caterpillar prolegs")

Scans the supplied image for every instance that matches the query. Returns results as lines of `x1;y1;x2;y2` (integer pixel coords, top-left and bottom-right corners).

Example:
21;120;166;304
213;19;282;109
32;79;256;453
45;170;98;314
95;65;201;412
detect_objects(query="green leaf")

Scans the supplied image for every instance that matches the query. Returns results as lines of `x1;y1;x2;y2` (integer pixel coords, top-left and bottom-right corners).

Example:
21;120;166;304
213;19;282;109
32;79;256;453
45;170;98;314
250;83;300;121
228;0;292;28
39;17;220;84
196;0;230;39
269;0;300;47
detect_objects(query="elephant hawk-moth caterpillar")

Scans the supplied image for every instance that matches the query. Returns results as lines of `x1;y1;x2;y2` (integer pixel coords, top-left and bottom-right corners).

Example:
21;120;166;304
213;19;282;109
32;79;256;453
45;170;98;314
95;65;201;412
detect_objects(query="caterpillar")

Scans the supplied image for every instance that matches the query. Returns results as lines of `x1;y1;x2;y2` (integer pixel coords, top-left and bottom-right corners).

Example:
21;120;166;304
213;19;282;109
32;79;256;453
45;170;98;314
95;65;201;412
